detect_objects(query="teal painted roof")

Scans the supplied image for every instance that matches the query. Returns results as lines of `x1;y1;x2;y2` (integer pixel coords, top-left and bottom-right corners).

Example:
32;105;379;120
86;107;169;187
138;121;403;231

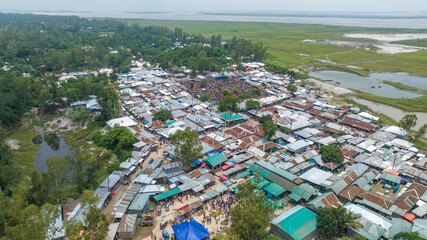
165;121;175;126
154;188;182;201
236;170;251;179
263;183;286;198
221;113;243;120
272;206;317;240
203;153;227;167
129;194;150;211
255;161;298;181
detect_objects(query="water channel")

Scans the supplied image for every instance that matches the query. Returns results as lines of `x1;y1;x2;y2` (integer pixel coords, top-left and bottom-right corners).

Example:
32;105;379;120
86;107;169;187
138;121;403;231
309;71;427;98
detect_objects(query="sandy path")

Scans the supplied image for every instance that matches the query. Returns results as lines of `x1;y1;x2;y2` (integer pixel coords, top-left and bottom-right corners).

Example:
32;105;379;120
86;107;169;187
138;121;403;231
307;78;355;96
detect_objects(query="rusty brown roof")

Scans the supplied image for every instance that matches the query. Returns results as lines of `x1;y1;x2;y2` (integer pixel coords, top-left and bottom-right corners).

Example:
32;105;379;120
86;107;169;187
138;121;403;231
338;184;365;201
395;183;427;210
357;192;394;210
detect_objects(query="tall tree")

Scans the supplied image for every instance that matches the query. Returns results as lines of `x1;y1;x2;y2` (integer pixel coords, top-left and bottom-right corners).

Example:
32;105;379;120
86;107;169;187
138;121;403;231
320;145;344;163
246;99;261;110
286;84;298;96
153;109;174;121
316;206;361;239
231;181;273;240
98;84;120;121
218;95;240;113
46;156;67;202
414;124;426;142
170;127;202;168
259;114;273;124
262;120;277;140
398;114;417;133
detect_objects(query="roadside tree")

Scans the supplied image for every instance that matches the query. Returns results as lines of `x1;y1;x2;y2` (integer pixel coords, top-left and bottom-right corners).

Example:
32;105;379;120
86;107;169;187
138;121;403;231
170;127;202;168
399;114;417;133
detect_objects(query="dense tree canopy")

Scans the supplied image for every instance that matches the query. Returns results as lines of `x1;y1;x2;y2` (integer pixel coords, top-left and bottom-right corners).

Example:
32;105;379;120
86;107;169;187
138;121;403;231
0;13;266;127
317;206;360;239
286;84;298;95
198;94;211;102
280;126;291;134
218;95;240;113
262;120;277;140
259;114;273;124
153;109;174;121
320;144;344;163
95;126;135;161
246;99;261;110
393;232;424;240
170;127;202;167
399;114;417;133
231;180;274;240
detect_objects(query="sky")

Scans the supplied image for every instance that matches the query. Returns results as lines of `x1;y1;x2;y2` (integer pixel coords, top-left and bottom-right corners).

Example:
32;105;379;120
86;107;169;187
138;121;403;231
1;0;427;13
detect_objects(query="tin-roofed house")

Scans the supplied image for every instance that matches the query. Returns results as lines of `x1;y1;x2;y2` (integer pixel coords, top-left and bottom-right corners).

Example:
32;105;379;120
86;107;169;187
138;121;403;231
128;194;150;217
307;192;343;212
117;214;138;239
270;205;319;240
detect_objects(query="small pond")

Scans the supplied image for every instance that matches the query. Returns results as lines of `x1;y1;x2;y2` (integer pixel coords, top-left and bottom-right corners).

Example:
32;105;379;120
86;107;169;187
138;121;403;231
33;134;73;173
308;71;427;98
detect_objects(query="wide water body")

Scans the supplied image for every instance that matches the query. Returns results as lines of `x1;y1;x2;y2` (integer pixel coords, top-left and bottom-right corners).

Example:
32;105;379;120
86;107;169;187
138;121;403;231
309;71;427;98
33;134;72;173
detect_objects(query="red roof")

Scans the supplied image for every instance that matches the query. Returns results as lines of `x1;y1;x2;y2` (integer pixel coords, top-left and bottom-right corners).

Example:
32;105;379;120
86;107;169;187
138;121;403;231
404;213;416;222
382;169;400;176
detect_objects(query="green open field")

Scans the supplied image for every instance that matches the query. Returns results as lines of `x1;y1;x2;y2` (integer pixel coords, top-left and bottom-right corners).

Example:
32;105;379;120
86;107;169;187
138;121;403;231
119;19;427;77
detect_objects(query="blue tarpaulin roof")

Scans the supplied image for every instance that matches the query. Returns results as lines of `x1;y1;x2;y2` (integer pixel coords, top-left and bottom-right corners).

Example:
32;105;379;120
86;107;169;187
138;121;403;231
172;218;211;240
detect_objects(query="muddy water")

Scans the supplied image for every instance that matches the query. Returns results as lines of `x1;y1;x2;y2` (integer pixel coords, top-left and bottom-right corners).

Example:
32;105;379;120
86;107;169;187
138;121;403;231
350;97;427;131
33;134;73;173
309;71;425;98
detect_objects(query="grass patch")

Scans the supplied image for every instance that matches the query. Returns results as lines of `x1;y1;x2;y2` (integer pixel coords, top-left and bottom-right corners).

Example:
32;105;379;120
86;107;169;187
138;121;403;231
7;128;40;175
394;39;427;48
343;98;367;112
117;19;427;77
352;90;427;112
415;138;427;151
382;81;427;94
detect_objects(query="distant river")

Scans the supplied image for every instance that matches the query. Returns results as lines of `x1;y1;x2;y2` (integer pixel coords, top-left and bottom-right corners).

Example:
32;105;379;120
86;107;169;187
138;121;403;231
17;12;427;29
309;71;427;98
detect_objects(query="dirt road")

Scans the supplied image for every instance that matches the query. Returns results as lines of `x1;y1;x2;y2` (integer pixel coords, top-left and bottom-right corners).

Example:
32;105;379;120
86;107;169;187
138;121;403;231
102;144;165;223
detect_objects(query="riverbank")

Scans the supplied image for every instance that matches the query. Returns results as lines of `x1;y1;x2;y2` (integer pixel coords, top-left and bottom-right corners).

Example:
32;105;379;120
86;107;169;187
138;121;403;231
351;90;427;113
306;78;427;131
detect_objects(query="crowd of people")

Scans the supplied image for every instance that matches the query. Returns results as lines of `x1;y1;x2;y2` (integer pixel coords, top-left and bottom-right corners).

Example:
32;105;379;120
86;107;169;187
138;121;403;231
178;78;261;101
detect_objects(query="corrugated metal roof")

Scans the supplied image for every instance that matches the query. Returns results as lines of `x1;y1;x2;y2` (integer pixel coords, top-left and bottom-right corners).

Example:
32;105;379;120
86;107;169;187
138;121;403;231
118;214;138;233
128;194;150;211
154;188;182;201
271;206;317;240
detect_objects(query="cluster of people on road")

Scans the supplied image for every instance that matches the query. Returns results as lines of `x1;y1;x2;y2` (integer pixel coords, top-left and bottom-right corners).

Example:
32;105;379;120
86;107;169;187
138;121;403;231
179;78;260;101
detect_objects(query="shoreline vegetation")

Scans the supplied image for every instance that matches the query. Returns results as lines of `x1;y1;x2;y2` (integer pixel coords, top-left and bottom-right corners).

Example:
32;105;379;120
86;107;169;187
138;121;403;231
382;81;427;94
351;89;427;113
